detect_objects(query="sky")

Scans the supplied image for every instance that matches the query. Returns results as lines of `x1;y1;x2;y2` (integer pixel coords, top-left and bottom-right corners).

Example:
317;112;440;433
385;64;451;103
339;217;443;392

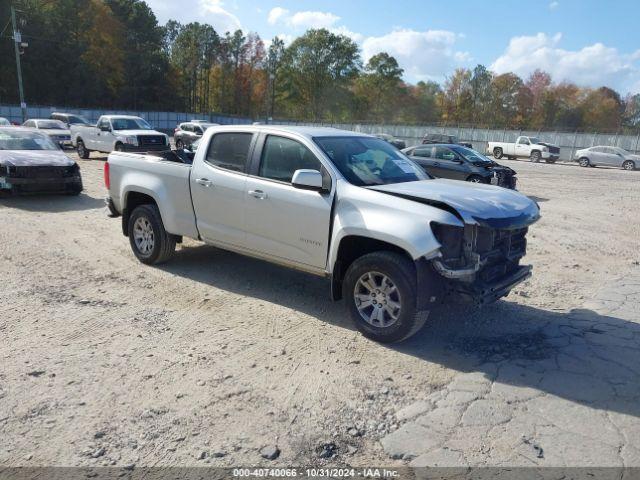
145;0;640;94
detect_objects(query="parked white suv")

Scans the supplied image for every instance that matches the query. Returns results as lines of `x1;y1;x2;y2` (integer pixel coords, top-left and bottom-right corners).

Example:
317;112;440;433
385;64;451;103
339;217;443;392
487;136;560;163
105;126;540;342
71;115;168;159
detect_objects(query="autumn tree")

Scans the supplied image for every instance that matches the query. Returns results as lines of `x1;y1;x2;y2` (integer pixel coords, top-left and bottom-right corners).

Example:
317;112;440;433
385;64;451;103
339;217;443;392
280;29;361;121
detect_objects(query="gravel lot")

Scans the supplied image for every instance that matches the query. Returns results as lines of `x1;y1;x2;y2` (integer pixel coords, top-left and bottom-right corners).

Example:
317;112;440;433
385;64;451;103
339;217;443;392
1;152;639;468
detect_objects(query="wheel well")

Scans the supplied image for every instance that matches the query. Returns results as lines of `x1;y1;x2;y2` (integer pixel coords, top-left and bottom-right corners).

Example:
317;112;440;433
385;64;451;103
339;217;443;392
121;192;157;236
331;235;413;300
531;149;541;155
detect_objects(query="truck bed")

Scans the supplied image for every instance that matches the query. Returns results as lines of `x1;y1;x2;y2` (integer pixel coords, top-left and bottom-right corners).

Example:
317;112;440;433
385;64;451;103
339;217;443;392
107;151;199;239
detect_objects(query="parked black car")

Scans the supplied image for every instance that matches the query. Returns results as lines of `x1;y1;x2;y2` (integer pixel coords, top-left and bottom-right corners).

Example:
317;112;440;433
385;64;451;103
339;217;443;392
422;133;473;149
373;133;406;149
402;144;517;189
0;127;83;195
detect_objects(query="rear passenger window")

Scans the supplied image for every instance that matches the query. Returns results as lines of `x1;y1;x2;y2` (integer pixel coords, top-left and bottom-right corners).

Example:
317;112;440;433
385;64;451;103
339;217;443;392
259;135;322;183
206;132;253;173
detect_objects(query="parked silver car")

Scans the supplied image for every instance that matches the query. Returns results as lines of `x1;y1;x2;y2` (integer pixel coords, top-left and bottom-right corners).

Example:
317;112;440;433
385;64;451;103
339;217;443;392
173;122;218;149
22;118;72;148
574;146;638;170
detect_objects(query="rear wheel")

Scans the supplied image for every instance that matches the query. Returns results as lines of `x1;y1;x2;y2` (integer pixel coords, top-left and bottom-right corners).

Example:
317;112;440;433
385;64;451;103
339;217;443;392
622;160;636;171
493;147;503;159
343;251;427;343
530;151;541;163
77;140;90;159
578;157;590;167
128;204;176;265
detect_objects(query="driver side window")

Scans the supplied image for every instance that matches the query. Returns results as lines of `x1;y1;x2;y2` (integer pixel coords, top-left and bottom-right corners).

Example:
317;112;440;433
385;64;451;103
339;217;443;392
259;135;322;183
517;137;530;145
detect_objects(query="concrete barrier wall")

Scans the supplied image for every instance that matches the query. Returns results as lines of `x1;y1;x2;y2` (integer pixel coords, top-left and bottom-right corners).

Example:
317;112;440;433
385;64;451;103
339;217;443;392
3;104;639;161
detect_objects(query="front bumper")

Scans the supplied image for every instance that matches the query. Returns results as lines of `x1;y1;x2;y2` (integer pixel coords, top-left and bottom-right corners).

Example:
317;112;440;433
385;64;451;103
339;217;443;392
541;151;559;160
1;175;83;194
448;265;532;305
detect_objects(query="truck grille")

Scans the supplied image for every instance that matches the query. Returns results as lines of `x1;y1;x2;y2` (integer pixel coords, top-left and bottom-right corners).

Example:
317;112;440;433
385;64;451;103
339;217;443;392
474;226;528;283
137;135;166;147
547;146;560;154
432;223;528;284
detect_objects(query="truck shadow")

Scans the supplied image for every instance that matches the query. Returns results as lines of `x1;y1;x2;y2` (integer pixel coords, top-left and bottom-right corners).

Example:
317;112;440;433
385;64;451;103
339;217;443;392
0;192;105;212
161;243;640;418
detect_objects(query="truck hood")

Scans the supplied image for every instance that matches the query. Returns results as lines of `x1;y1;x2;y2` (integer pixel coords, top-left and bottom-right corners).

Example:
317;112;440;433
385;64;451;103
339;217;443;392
537;142;558;148
0;150;75;167
113;129;164;136
367;179;540;229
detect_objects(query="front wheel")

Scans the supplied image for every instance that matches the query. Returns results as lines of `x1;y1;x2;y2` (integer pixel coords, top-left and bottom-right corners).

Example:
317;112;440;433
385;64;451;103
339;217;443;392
342;251;427;343
115;143;125;152
467;175;485;184
530;151;541;162
622;160;636;171
578;157;590;167
128;204;176;265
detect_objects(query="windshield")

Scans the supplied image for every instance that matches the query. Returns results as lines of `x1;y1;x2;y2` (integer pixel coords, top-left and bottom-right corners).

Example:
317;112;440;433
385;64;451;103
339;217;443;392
37;120;67;130
111;117;152;130
0;129;59;150
314;136;428;186
450;146;493;163
528;137;541;144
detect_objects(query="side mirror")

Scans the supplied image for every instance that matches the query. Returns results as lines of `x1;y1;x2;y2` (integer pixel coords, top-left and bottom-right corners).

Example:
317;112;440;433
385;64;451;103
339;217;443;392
100;125;111;132
292;169;324;192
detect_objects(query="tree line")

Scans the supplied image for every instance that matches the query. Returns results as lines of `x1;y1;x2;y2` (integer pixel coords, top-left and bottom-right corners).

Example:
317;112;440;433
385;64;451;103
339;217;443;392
1;0;639;131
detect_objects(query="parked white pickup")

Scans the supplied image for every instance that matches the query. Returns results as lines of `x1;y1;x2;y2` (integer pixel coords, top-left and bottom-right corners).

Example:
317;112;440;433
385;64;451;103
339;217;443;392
71;115;168;159
487;136;560;163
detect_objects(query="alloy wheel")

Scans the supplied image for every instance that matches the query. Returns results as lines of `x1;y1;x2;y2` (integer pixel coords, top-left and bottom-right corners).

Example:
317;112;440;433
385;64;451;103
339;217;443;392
133;217;155;255
353;271;402;328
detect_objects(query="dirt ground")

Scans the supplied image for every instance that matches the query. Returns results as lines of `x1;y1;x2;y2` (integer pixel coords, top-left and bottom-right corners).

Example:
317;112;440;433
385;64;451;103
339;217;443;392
1;152;639;468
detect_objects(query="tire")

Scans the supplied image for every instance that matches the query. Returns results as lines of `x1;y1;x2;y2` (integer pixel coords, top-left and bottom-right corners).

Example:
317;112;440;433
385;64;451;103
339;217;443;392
622;160;636;171
467;175;485;184
342;251;427;343
175;139;184;150
493;147;503;159
115;143;125;152
128;204;176;265
77;140;90;159
578;157;590;167
530;150;541;163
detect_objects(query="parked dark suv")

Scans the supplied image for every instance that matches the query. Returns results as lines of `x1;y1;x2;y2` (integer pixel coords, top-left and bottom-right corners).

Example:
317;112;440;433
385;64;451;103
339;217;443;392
402;144;517;189
373;133;406;149
422;133;473;149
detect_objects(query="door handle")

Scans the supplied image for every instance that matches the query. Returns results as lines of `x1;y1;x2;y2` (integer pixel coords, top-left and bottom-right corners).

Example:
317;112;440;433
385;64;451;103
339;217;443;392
248;189;267;199
195;178;212;187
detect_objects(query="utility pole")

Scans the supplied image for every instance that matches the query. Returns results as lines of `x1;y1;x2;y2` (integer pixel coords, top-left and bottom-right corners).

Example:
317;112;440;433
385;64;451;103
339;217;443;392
11;4;26;123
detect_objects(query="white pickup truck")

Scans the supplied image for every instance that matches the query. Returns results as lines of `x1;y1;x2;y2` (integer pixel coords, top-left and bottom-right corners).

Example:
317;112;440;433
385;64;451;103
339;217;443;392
71;115;168;159
105;125;540;343
487;136;560;163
